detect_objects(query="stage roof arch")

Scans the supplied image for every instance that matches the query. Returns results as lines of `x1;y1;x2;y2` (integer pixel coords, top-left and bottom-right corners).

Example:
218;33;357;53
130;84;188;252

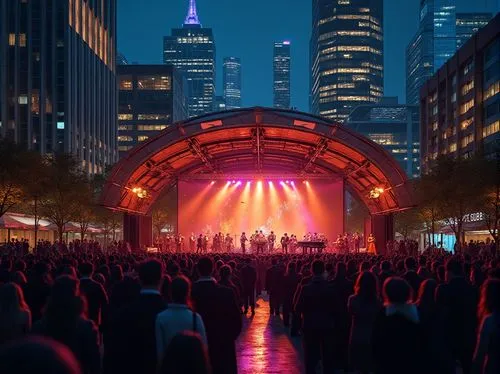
101;107;414;215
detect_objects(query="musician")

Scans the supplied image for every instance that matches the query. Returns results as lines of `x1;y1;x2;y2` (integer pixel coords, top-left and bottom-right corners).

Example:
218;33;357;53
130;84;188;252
202;234;209;253
175;234;183;253
240;232;248;254
353;232;361;253
196;234;203;254
256;230;266;254
225;233;233;252
367;233;376;254
250;230;258;253
189;233;196;252
281;233;290;254
268;231;276;252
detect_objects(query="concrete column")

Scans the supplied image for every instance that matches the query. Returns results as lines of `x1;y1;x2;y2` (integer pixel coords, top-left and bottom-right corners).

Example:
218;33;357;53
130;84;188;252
369;214;394;255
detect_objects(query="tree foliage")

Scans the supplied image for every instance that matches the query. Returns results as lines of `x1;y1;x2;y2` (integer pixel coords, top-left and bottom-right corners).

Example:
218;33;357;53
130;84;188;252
152;208;169;237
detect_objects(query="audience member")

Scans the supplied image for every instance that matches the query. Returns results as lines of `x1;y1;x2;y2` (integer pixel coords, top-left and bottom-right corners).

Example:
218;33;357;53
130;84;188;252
159;331;211;374
0;282;31;345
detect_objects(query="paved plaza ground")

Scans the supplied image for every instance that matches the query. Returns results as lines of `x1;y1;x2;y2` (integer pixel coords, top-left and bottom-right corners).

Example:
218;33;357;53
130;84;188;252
236;297;304;374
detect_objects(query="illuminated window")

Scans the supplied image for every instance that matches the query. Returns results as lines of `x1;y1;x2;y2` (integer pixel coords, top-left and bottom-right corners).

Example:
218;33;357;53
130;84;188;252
137;114;171;120
19;34;26;47
137;76;171;90
137;125;168;131
119;76;133;90
31;90;40;115
82;2;87;42
69;0;73;26
484;81;499;101
460;118;473;130
369;134;394;145
118;136;133;142
432;121;438;131
461;80;474;96
461;134;474;148
118;114;133;120
118;146;133;152
57;122;65;130
18;95;28;105
75;0;80;34
460;99;474;115
483;120;500;138
118;125;134;131
449;143;457;152
137;135;149;142
8;34;15;46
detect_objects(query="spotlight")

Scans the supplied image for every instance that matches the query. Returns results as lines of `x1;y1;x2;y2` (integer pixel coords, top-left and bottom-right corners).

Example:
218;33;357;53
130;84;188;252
291;181;295;186
131;187;147;199
232;180;236;184
210;181;215;185
279;181;285;186
236;181;242;186
285;180;289;184
369;186;385;199
268;181;273;186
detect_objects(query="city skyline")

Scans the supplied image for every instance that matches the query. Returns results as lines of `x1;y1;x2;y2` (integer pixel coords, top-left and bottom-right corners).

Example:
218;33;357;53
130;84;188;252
118;0;498;111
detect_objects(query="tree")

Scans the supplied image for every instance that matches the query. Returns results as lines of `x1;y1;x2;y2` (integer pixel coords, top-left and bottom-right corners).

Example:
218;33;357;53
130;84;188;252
482;152;500;251
414;176;442;246
94;207;122;248
0;140;30;218
40;154;89;242
433;156;487;251
152;208;169;237
394;208;422;240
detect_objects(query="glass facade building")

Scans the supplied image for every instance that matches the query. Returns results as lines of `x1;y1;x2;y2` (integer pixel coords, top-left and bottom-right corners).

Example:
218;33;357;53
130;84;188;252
420;14;500;172
456;13;492;49
117;65;187;158
0;0;117;174
273;42;291;109
223;57;241;109
163;0;215;118
346;101;420;178
310;0;384;122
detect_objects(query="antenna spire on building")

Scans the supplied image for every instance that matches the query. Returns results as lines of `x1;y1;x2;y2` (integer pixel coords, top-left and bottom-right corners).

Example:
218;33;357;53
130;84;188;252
184;0;201;26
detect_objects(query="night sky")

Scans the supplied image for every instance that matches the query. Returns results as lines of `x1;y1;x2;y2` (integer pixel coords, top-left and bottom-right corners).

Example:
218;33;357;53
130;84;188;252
118;0;499;111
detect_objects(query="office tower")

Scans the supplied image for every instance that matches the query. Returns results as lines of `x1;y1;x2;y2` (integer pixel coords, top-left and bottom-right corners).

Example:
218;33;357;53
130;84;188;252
223;57;242;109
346;99;420;178
406;0;456;106
310;0;383;122
163;0;215;118
420;14;499;173
117;65;187;158
0;0;117;174
456;13;493;48
273;41;291;109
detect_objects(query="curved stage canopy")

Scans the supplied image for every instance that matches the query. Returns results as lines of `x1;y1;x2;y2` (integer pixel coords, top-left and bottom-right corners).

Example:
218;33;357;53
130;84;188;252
101;107;414;217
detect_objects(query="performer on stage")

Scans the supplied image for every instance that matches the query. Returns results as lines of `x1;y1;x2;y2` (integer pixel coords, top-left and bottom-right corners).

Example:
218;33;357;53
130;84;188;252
267;231;276;253
240;232;248;254
280;233;290;254
256;230;266;254
250;230;258;253
189;233;196;252
367;233;377;254
225;233;233;252
202;234;209;253
353;232;361;253
196;234;203;254
175;234;183;253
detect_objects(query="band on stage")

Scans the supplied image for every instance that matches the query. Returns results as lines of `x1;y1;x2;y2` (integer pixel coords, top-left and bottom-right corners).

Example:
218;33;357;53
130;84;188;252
152;230;375;254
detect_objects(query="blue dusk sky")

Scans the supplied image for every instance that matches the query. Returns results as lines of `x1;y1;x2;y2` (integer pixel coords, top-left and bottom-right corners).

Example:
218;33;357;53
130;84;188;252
118;0;499;111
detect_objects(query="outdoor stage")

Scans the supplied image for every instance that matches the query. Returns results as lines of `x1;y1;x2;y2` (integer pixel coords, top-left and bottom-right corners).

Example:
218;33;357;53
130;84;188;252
101;108;414;253
178;178;344;241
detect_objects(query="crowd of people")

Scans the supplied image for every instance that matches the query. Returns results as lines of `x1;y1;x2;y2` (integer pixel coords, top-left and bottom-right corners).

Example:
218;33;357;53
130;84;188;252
0;246;499;374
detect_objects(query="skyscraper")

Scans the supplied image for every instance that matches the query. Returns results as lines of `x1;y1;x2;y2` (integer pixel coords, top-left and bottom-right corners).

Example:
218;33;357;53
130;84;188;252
456;13;493;48
273;41;291;109
163;0;215;118
310;0;384;122
406;0;457;105
117;65;187;158
0;0;117;174
223;57;242;109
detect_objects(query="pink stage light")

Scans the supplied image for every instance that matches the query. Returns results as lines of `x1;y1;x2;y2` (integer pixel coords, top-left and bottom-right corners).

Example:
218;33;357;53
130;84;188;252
232;180;236;184
268;181;273;186
210;181;215;185
279;181;285;186
236;181;242;186
291;181;295;186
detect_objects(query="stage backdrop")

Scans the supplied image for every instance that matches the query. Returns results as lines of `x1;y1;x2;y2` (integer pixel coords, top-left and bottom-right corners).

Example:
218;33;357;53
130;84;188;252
178;179;344;241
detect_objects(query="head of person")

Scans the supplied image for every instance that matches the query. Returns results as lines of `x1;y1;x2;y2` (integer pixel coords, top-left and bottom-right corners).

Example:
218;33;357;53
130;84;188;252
0;337;81;374
383;277;412;305
171;276;192;306
445;258;464;281
11;271;28;287
110;265;124;283
478;279;500;320
335;262;347;278
416;279;437;310
404;257;417;271
381;260;391;272
78;262;93;278
359;261;370;272
197;257;213;277
138;259;164;290
271;258;277;266
0;282;28;315
354;271;379;302
286;261;296;274
219;265;232;281
44;276;85;342
311;260;325;277
159;331;211;374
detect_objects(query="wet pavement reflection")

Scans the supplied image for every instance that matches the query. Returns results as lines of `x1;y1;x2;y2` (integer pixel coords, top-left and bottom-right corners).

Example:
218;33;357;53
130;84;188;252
236;298;304;374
